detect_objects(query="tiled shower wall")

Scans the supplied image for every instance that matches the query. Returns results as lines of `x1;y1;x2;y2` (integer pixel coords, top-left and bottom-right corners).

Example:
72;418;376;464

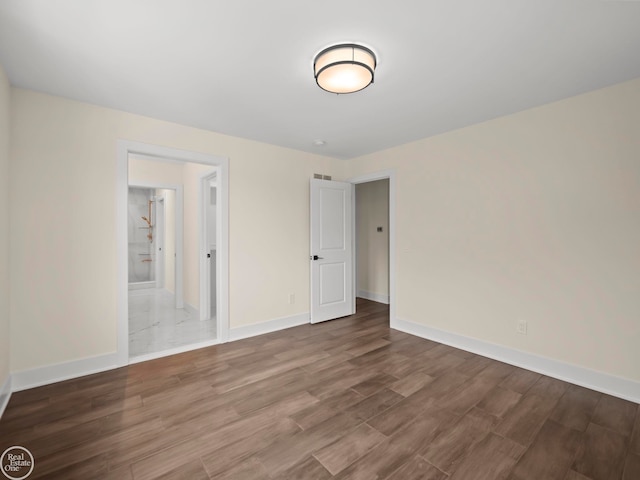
128;187;155;283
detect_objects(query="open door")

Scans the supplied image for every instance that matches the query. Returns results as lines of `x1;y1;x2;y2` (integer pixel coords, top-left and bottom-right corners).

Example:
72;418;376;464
310;178;354;323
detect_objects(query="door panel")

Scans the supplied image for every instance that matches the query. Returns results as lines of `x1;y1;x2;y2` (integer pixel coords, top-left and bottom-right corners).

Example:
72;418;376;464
311;179;354;323
320;187;346;249
319;262;346;305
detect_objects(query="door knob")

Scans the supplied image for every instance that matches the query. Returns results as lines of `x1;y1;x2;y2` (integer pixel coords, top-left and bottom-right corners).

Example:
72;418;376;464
310;255;324;261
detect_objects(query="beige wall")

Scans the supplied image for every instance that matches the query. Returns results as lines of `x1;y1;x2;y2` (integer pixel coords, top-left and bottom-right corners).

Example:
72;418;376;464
347;78;640;383
356;179;389;300
0;65;10;386
10;88;342;372
8;76;640;387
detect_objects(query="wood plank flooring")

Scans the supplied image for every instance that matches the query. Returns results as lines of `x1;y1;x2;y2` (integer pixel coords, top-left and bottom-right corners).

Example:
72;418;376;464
1;299;638;479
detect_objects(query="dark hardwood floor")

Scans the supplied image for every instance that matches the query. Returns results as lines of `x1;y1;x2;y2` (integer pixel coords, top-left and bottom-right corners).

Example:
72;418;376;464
1;299;638;479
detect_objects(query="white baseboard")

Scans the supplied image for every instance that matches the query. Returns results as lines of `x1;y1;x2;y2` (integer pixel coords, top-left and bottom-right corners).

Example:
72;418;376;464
9;312;307;392
183;302;199;318
357;290;390;305
229;312;309;342
0;375;11;419
128;281;156;290
392;317;640;404
11;353;120;392
129;338;220;365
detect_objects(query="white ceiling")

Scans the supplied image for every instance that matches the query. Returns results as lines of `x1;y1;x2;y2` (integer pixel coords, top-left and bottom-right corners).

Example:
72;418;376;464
1;1;639;159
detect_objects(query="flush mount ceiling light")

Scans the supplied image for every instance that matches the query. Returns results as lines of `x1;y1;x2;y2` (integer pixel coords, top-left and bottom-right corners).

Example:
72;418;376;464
314;43;377;94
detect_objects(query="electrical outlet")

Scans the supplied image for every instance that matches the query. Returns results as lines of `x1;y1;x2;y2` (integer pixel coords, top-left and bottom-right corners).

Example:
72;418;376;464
516;319;528;335
288;293;295;305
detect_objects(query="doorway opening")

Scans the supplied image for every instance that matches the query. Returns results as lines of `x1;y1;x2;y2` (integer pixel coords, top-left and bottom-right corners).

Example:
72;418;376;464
117;141;229;366
350;171;396;325
355;179;390;304
127;176;193;358
309;171;396;326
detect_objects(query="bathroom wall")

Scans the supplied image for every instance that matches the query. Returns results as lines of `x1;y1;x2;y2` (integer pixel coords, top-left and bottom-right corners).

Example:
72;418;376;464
128;187;155;283
128;156;183;297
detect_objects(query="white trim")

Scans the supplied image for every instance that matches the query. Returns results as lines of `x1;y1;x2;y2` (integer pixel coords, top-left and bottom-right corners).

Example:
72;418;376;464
129;338;220;365
183;301;199;318
0;375;11;419
229;313;310;342
348;170;396;324
357;290;390;305
117;140;230;367
11;353;120;392
393;316;640;404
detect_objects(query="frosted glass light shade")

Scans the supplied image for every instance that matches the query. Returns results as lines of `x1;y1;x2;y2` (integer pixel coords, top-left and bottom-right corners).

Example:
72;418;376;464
314;44;377;94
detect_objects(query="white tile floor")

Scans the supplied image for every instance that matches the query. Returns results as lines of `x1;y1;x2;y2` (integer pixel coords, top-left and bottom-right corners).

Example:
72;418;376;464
129;288;217;358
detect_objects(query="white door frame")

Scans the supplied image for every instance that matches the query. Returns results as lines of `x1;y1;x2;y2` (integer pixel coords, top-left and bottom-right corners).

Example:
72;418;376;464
347;170;396;326
199;169;218;321
117;140;230;366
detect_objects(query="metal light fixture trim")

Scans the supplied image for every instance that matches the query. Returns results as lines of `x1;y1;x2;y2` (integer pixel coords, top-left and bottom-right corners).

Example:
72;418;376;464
314;43;377;94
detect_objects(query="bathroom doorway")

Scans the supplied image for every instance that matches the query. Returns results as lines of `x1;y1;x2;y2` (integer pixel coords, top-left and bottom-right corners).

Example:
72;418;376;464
127;187;171;293
117;141;229;365
127;180;183;309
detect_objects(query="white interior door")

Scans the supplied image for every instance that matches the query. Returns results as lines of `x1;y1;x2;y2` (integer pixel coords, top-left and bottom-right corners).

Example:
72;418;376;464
310;178;354;323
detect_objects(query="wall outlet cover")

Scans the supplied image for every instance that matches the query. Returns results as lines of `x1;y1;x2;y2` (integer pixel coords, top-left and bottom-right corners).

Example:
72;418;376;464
517;320;528;335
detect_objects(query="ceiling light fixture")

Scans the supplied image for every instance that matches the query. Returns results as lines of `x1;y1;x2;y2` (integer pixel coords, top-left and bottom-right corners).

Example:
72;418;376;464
313;43;377;94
